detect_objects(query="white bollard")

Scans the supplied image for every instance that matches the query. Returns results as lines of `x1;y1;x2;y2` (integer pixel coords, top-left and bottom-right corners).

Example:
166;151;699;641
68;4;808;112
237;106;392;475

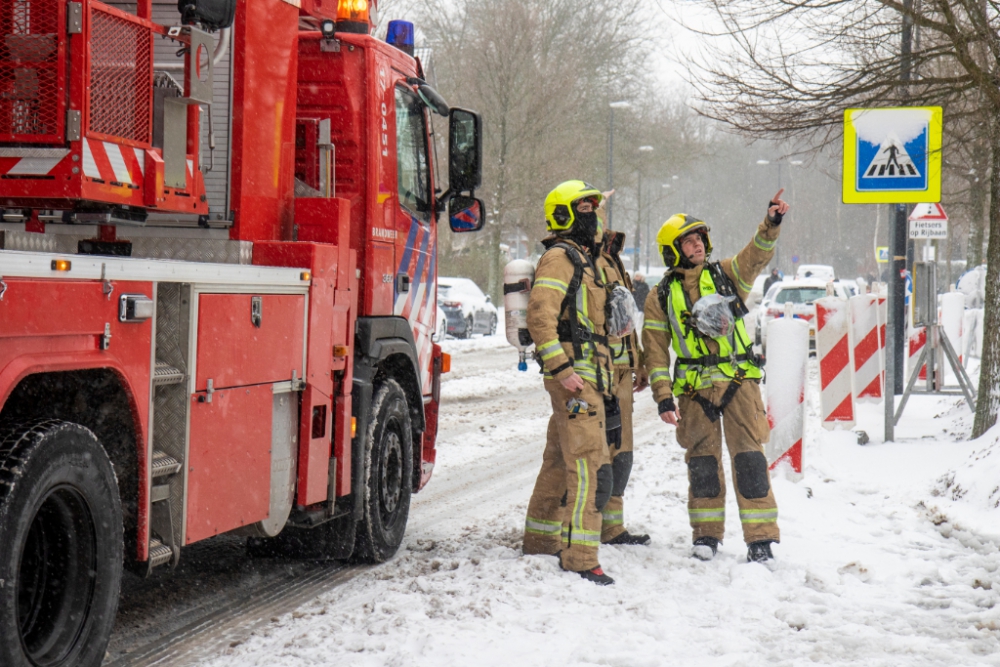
815;297;855;429
764;316;809;475
850;294;884;402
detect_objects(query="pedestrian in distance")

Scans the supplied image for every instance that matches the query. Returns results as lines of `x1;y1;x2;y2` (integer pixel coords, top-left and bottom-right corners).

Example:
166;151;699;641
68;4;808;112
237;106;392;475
522;180;618;585
763;267;781;295
594;225;651;548
642;189;789;563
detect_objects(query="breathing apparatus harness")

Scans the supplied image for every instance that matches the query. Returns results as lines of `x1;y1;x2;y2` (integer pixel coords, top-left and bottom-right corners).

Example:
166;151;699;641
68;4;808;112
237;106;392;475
534;239;622;447
657;261;762;423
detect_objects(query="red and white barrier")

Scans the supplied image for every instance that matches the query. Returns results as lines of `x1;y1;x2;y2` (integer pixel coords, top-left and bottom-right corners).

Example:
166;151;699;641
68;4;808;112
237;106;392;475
764;314;809;474
850;294;884;402
908;325;927;382
815;297;855;429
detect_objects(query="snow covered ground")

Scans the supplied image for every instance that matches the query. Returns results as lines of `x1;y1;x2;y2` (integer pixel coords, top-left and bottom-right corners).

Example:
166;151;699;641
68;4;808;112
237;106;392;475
201;321;1000;666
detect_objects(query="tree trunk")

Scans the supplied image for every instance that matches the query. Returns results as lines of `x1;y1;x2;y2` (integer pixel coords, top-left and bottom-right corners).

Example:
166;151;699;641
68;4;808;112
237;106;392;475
972;115;1000;438
969;138;989;268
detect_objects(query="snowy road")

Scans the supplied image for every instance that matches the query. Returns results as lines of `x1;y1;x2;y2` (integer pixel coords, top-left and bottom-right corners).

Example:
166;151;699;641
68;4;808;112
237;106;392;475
147;333;1000;666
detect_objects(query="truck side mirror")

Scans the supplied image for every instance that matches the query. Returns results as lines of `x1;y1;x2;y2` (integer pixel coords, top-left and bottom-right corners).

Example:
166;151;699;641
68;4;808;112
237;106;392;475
448;108;482;194
448;195;484;233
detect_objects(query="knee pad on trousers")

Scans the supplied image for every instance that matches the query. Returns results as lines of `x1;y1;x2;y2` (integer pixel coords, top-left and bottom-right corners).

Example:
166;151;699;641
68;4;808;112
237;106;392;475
595;464;614;510
689;456;721;498
734;451;770;499
612;451;633;496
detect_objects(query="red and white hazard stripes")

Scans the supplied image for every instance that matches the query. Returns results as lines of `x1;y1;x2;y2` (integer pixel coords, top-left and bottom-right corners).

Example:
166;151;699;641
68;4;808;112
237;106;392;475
82;139;150;185
764;316;809;474
908;325;927;382
0;147;70;176
850;294;885;402
815;297;855;429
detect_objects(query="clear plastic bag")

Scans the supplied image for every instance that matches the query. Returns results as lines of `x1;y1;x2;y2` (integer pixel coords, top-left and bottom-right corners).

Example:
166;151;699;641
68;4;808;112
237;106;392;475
689;293;737;338
606;284;638;338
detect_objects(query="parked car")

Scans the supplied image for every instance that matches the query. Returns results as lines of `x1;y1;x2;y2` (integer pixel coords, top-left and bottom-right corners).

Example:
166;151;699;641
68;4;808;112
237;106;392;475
438;277;498;338
795;264;836;282
757;279;836;354
432;306;448;342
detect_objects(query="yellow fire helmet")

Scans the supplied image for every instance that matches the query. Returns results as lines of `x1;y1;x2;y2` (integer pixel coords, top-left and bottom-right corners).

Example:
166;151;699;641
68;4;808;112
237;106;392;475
656;213;713;267
544;180;604;232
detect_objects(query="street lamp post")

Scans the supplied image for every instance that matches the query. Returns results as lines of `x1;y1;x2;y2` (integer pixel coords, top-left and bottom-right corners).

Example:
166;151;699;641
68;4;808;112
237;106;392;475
633;145;654;272
607;101;631;230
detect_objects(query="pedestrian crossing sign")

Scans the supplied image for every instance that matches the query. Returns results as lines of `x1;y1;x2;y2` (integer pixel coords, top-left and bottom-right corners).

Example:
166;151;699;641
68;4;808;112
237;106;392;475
842;107;942;204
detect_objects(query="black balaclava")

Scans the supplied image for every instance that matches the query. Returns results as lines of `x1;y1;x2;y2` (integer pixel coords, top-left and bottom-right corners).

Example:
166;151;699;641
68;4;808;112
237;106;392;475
566;210;599;256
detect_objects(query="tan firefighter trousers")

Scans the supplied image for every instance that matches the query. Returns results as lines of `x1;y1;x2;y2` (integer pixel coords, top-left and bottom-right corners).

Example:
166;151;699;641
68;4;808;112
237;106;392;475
676;379;780;545
600;367;634;542
523;379;612;572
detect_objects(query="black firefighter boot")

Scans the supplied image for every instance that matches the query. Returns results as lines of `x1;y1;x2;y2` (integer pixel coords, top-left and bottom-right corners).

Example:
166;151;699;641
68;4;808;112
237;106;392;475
578;566;615;586
605;531;651;546
692;536;719;561
747;540;775;563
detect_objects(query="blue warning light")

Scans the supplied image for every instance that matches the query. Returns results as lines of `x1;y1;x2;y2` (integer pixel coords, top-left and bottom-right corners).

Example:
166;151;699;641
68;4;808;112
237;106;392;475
387;20;415;56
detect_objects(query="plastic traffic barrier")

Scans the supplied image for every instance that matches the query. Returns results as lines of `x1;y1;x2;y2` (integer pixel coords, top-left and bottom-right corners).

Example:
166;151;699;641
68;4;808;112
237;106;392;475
815;297;855;429
849;294;884;402
764;312;809;474
940;291;965;364
908;325;927;382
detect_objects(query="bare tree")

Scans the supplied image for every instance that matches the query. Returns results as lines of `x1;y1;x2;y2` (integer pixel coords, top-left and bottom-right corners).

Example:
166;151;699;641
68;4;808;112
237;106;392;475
405;0;652;298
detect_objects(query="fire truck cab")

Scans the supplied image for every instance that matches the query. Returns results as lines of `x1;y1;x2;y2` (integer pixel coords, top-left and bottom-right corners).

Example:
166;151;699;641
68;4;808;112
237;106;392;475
0;0;484;663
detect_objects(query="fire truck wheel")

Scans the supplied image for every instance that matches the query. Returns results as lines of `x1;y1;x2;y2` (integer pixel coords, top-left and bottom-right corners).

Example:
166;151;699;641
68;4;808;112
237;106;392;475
354;379;413;563
0;420;123;667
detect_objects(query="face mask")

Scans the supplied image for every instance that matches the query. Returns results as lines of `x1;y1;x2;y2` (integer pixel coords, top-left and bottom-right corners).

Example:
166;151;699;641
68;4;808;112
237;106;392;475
568;211;599;254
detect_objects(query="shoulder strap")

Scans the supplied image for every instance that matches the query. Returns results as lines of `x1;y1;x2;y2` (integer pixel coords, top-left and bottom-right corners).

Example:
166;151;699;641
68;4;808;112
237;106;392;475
706;261;749;318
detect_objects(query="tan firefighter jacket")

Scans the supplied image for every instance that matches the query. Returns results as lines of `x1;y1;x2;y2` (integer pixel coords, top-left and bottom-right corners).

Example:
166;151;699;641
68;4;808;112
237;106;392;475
642;217;780;403
528;237;614;393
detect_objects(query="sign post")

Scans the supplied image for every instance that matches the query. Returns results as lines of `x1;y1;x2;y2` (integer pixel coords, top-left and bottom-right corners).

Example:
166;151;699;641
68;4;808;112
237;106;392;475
842;106;942;443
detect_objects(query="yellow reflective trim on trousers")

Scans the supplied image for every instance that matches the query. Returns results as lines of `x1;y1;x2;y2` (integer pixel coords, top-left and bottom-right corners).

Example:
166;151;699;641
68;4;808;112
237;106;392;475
644;319;669;332
573;458;588;532
534;278;568;294
569;530;601;545
602;511;623;525
753;233;776;251
690;508;725;522
740;509;778;523
525;517;562;534
730;256;753;293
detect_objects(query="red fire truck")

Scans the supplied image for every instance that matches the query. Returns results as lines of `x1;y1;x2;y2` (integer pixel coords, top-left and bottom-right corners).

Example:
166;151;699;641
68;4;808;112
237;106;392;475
0;0;484;662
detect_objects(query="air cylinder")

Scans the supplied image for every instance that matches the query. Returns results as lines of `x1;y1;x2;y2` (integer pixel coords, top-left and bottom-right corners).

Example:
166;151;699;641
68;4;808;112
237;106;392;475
503;259;535;371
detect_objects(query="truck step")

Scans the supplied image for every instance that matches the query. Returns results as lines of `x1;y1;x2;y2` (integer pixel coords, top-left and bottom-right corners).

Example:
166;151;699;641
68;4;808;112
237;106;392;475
153;362;185;386
148;539;173;569
151;450;182;478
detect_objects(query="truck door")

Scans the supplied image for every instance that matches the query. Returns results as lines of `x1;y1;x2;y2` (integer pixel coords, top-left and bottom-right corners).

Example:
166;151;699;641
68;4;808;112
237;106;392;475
392;84;435;393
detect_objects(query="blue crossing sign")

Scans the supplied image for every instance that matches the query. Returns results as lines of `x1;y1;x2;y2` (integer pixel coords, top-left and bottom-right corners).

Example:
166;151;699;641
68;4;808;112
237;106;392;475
842;107;942;204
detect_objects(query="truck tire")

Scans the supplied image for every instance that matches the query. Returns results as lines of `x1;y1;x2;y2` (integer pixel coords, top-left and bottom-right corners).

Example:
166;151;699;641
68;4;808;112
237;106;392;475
354;379;412;563
0;420;123;667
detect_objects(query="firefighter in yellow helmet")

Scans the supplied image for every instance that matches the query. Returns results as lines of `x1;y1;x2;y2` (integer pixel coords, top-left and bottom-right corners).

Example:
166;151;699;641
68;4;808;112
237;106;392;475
642;189;789;563
523;180;617;585
592;200;650;547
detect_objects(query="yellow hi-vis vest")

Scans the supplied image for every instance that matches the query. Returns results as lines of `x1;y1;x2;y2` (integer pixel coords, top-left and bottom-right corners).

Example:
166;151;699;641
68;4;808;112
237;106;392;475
664;267;761;395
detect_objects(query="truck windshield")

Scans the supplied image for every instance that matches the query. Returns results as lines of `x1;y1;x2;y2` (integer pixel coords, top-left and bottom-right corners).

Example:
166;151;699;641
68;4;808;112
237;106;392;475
395;86;431;220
